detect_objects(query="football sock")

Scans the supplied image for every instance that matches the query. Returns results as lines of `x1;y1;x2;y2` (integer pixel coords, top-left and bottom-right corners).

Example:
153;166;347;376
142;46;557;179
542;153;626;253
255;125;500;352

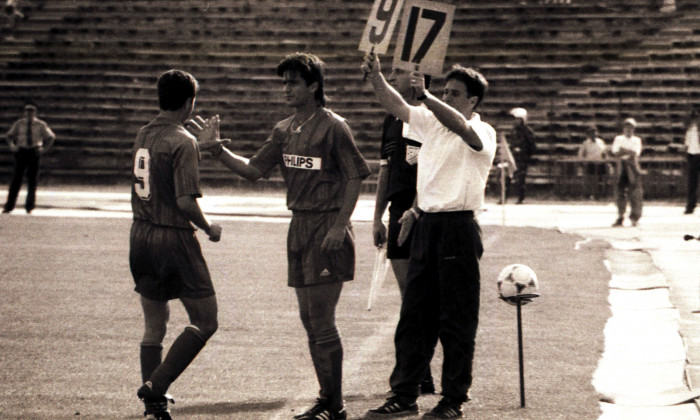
140;343;164;384
148;326;207;395
314;338;343;410
308;338;324;394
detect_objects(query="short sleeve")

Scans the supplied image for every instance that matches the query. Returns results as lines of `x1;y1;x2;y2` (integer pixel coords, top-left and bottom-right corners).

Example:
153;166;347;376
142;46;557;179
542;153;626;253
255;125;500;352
406;106;431;143
6;120;19;138
331;119;371;180
172;136;202;198
611;136;621;154
380;117;391;161
40;121;55;140
634;137;642;156
249;134;283;179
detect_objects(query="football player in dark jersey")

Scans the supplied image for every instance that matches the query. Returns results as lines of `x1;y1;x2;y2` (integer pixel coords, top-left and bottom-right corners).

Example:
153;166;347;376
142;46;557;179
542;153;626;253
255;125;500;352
130;69;222;420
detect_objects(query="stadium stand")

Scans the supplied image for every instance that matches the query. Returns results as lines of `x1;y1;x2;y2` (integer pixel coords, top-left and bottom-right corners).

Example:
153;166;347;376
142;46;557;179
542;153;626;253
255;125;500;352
0;0;697;197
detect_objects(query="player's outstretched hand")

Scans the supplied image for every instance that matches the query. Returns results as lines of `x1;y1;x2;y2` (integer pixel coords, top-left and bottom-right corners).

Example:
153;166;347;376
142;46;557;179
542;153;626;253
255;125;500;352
206;223;222;242
187;115;231;153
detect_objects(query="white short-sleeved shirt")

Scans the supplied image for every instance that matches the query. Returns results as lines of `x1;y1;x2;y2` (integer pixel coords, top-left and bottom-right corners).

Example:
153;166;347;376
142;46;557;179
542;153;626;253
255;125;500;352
407;106;497;212
686;124;700;155
612;134;642;159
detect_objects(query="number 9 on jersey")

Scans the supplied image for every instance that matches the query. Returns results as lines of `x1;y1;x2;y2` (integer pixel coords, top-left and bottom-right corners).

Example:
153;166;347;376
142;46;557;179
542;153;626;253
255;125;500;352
134;148;152;201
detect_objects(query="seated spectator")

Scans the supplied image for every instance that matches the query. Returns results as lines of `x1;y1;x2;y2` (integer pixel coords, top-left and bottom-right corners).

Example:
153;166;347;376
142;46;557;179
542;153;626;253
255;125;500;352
4;0;24;39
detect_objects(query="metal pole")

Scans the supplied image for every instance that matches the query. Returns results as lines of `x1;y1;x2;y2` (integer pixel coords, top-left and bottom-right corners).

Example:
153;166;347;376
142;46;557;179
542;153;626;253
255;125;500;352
517;299;525;408
500;165;506;226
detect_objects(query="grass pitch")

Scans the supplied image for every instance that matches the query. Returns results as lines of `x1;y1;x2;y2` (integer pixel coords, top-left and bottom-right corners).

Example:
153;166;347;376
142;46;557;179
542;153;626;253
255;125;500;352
0;214;609;419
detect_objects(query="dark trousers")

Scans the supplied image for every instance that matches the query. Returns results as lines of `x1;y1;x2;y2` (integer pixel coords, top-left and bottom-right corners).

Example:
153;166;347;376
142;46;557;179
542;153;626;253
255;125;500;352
512;160;529;202
615;168;643;222
390;211;483;404
686;154;700;213
4;148;40;212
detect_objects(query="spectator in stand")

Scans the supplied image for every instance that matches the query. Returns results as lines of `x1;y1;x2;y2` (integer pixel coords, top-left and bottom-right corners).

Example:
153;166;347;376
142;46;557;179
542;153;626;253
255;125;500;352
683;109;700;214
577;126;607;199
3;0;24;39
3;103;55;214
507;107;537;204
610;118;643;227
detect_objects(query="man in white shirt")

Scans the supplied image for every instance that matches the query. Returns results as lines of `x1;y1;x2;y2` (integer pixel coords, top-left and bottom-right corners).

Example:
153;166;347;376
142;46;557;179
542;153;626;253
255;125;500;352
362;54;496;419
683;110;700;214
577;126;608;199
3;103;55;214
610;118;643;227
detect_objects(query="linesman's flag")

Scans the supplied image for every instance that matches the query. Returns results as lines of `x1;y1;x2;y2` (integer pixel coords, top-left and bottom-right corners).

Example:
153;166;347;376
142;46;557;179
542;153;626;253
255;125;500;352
498;132;517;178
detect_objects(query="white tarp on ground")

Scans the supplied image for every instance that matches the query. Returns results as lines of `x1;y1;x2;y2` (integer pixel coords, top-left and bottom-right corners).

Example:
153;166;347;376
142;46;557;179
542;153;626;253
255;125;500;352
599;401;700;420
592;248;700;418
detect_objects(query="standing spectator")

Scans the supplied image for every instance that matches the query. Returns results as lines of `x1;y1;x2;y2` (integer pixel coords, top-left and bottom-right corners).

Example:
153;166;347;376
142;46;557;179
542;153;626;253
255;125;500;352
683;110;700;214
3;103;55;214
611;118;643;227
507;107;536;204
131;69;223;420
578;126;607;160
577;126;607;199
362;53;497;419
496;132;516;204
372;66;436;395
195;52;370;420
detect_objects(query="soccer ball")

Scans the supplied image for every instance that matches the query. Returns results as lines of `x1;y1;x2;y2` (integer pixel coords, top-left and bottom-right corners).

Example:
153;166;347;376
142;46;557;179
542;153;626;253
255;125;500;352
497;264;539;305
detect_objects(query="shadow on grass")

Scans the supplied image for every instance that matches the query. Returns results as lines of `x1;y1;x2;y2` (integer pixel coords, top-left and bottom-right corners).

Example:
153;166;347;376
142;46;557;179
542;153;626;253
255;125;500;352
174;399;287;416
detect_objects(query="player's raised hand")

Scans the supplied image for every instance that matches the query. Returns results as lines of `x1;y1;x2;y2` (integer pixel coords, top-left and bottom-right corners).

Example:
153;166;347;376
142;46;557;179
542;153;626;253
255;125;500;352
409;70;426;98
361;51;380;81
206;223;222;242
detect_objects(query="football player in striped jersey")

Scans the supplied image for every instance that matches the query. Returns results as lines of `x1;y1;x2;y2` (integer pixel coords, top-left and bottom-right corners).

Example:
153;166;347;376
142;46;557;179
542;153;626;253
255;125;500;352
192;52;370;420
130;69;222;420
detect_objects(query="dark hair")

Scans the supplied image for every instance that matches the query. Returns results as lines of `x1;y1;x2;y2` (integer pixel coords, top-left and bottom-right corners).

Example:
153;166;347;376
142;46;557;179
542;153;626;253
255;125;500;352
444;65;488;110
276;52;326;107
157;69;199;111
